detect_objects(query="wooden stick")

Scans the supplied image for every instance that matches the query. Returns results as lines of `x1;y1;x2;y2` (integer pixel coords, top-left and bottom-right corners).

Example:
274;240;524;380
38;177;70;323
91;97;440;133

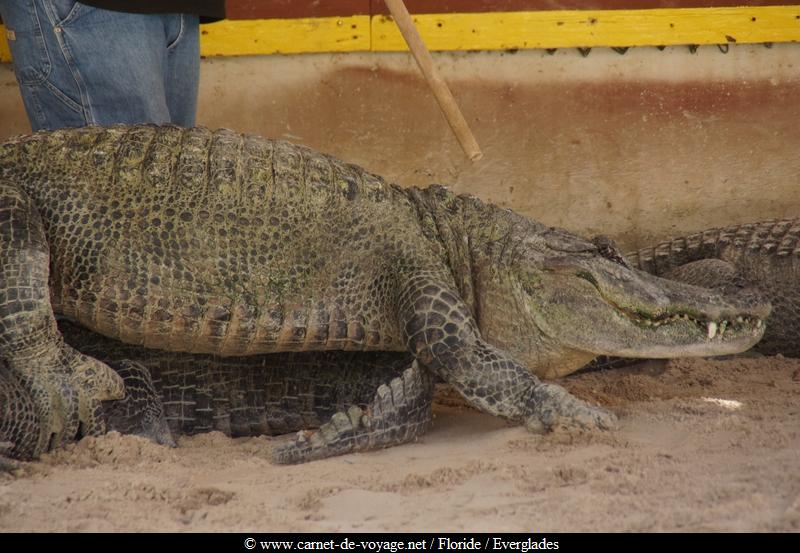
384;0;483;161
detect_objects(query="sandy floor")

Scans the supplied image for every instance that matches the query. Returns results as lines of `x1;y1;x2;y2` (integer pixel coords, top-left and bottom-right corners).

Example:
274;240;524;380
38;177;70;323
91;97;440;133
1;355;798;532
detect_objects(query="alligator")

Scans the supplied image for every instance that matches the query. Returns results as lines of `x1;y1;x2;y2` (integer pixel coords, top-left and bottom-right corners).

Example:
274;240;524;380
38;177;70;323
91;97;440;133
0;125;769;464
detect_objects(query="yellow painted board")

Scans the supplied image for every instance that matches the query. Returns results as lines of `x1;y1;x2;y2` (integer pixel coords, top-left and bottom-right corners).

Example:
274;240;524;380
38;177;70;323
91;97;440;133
0;26;10;62
373;7;800;50
199;16;370;56
2;7;800;62
0;17;369;62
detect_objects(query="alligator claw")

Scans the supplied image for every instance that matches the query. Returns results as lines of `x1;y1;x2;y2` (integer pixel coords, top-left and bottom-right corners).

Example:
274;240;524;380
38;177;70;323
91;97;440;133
70;351;127;439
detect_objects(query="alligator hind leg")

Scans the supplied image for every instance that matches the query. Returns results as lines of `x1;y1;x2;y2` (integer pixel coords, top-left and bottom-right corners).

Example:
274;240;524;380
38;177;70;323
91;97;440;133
272;361;434;464
0;183;124;459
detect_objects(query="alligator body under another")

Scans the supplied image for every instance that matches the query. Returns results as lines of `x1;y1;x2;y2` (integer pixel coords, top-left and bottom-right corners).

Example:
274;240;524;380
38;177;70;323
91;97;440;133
0;126;772;463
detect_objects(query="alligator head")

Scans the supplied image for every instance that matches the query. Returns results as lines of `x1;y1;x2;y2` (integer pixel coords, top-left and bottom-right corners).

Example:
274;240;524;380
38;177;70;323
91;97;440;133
465;206;770;379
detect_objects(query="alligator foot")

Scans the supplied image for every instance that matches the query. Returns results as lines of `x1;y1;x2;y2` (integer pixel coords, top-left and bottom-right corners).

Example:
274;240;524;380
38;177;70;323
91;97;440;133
272;361;434;464
101;361;176;448
525;382;618;433
14;347;125;457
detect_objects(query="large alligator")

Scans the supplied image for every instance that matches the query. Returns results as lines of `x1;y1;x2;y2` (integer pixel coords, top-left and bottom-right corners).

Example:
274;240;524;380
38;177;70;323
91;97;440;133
0;126;769;464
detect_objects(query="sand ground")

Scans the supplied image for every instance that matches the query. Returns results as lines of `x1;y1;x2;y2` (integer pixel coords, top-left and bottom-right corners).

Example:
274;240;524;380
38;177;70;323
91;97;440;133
1;355;798;532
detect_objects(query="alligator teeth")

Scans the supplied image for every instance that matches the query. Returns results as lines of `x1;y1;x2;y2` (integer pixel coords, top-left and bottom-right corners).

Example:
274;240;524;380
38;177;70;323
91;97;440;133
737;316;744;323
719;320;727;338
756;320;762;328
707;321;718;339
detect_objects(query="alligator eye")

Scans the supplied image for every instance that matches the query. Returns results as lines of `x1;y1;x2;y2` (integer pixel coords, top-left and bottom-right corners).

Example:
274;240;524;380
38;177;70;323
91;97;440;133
576;271;599;287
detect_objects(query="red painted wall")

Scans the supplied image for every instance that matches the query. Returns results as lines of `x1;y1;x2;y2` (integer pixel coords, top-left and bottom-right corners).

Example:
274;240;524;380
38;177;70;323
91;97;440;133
226;1;800;19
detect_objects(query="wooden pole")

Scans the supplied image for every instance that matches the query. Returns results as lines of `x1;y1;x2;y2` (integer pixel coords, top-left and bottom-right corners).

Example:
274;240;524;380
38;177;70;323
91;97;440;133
383;0;483;161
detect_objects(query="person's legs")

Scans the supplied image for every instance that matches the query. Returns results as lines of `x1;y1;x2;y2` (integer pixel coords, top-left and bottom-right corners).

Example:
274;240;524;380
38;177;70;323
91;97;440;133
0;1;200;130
164;13;200;127
50;2;171;127
0;0;88;129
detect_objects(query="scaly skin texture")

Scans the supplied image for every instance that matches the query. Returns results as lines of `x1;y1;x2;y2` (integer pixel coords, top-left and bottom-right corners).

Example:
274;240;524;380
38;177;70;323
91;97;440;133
0;125;770;463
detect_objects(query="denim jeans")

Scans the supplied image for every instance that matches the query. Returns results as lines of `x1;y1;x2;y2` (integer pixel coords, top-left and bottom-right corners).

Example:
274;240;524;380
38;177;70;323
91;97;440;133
0;0;199;130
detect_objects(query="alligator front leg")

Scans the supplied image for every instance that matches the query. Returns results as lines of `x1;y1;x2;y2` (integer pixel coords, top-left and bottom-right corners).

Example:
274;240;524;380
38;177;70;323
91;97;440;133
0;183;124;459
399;275;617;432
272;360;434;464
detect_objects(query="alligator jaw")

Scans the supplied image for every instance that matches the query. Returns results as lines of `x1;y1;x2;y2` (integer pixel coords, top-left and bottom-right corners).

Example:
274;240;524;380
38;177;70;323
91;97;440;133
523;257;771;372
602;309;767;358
612;299;766;346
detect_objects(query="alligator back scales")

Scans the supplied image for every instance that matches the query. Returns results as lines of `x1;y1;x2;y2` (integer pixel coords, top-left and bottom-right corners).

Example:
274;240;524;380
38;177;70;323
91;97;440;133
1;125;426;356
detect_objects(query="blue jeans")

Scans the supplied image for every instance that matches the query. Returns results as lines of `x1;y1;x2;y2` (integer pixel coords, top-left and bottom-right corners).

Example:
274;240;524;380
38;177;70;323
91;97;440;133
0;0;199;130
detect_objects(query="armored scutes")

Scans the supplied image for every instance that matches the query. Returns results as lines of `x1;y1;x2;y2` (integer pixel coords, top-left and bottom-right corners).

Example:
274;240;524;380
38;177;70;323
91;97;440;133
0;126;769;463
